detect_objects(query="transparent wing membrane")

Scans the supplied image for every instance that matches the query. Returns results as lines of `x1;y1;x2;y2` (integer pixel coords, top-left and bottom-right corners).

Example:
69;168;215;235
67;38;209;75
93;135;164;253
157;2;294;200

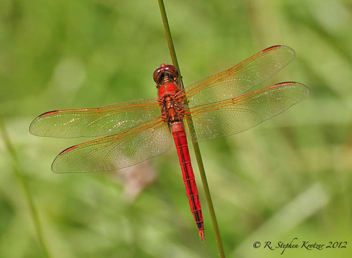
30;99;160;138
184;82;309;142
183;45;295;108
52;121;172;173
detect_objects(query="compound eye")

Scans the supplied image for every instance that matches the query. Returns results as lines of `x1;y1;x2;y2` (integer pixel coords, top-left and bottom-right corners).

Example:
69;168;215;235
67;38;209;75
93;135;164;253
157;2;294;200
164;65;178;79
153;67;163;84
153;64;179;84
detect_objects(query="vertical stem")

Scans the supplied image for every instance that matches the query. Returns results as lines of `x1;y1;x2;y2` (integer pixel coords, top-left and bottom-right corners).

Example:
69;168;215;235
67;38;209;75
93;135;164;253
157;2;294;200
0;116;51;258
157;0;181;76
157;1;225;257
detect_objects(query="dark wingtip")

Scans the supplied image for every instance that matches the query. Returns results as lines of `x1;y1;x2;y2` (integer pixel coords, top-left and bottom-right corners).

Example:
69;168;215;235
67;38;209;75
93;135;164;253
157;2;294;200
262;45;282;52
273;81;296;86
39;110;59;117
29;110;60;135
262;45;294;58
51;145;79;173
272;81;310;97
59;145;79;155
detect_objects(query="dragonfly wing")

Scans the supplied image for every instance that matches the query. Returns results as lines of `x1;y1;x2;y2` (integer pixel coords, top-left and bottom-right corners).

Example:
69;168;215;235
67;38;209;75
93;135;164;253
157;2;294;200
184;45;295;108
30;99;160;138
184;82;309;142
52;120;173;173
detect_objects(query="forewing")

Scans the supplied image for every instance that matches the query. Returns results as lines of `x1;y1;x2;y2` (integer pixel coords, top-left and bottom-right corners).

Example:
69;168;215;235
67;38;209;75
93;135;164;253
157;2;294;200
184;82;309;142
30;99;160;138
52;120;173;173
183;45;295;108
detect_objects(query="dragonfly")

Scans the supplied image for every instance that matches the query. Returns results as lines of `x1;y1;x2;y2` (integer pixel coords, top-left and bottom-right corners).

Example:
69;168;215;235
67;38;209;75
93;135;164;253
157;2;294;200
30;45;310;241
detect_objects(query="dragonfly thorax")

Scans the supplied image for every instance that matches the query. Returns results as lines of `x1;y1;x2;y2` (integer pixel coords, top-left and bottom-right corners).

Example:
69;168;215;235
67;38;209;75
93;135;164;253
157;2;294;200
158;91;184;123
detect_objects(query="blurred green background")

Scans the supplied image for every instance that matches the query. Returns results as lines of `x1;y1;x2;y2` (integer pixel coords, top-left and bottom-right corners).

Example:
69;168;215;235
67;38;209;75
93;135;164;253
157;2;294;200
1;0;352;257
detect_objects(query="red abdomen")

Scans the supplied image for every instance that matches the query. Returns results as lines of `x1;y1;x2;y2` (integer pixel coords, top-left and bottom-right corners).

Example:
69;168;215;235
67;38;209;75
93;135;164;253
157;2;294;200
171;121;204;241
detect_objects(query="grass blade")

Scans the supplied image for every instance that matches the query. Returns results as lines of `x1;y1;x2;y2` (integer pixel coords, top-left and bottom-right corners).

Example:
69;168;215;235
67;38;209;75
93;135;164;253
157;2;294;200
0;116;51;258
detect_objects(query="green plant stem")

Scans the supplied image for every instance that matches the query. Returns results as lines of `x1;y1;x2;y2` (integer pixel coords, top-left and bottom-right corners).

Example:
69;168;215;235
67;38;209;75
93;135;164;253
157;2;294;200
157;0;181;75
0;116;51;258
157;1;225;257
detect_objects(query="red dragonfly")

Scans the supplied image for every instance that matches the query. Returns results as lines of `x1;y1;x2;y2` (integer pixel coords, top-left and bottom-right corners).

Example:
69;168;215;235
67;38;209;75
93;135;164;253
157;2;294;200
30;45;309;241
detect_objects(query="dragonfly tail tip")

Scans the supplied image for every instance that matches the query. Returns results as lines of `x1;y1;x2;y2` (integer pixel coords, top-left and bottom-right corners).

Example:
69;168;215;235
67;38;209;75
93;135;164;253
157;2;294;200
199;231;205;241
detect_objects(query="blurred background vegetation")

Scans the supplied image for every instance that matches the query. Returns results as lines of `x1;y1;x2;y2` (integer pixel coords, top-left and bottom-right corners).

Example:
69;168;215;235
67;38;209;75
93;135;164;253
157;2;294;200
1;0;352;257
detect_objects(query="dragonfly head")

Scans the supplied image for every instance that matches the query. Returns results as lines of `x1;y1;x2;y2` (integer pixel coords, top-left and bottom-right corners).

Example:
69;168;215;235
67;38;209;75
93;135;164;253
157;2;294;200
153;64;179;88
